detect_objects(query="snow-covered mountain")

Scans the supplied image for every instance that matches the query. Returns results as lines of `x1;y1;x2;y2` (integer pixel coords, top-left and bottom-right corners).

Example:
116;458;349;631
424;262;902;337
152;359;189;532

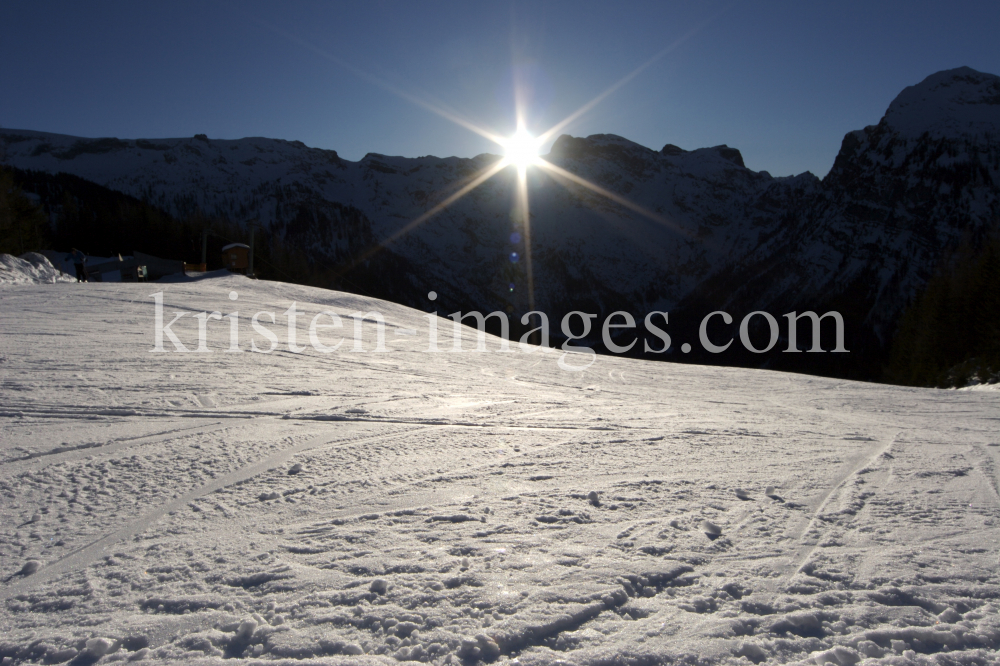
0;128;788;317
3;67;999;364
685;67;1000;350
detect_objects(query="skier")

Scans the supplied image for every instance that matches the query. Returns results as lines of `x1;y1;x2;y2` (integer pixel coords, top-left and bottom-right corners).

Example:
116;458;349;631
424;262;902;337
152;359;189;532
68;248;88;282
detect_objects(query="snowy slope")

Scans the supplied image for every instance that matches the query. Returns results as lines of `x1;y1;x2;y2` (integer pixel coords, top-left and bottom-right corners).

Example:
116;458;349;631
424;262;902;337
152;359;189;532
1;275;998;665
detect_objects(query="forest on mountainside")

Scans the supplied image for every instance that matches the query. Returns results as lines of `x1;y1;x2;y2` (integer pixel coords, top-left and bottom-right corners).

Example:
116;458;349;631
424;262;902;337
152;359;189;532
887;232;1000;387
1;167;423;306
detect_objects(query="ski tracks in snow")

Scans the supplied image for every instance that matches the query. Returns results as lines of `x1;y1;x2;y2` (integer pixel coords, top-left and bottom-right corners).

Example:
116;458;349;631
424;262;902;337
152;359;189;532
0;423;428;601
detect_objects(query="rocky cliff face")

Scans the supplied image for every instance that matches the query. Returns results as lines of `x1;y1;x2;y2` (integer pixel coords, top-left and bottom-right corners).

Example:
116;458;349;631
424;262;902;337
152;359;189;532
3;67;998;376
687;67;1000;348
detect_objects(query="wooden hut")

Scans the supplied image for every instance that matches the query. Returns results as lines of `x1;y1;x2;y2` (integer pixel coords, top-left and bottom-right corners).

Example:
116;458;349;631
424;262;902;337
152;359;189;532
221;243;250;273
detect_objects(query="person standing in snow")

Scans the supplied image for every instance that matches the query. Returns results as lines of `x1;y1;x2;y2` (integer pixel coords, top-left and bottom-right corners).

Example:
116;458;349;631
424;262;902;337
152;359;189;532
68;248;88;282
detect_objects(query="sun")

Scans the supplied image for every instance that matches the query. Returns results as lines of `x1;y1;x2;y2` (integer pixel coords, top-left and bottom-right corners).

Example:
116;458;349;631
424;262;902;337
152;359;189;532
503;125;540;169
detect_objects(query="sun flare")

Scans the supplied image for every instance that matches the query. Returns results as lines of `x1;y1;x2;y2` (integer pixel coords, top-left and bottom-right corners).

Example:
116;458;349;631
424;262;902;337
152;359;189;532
503;126;540;169
319;36;694;314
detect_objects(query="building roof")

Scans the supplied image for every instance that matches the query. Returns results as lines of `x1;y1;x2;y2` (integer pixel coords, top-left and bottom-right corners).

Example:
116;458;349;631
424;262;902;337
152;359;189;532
221;243;250;251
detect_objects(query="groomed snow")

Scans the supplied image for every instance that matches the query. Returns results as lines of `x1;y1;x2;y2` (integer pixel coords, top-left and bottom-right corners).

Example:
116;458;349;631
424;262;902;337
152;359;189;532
0;275;998;665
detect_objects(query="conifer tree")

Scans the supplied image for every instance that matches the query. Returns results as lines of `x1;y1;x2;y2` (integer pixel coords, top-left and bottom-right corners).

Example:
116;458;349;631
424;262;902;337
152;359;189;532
0;168;49;255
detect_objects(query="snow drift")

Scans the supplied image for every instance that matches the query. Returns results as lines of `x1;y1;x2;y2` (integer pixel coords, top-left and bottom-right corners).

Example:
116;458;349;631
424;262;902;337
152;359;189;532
0;253;73;284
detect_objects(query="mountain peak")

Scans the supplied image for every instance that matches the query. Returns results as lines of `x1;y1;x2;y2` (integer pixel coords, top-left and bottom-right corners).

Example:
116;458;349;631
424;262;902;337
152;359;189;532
883;66;1000;139
548;133;650;160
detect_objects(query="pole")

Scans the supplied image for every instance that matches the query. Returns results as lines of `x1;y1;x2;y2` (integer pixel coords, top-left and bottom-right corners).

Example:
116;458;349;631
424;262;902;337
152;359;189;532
201;230;207;267
248;225;255;277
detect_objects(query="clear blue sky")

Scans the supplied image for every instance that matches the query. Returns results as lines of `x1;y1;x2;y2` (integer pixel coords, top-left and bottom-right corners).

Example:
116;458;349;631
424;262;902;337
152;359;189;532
2;1;998;177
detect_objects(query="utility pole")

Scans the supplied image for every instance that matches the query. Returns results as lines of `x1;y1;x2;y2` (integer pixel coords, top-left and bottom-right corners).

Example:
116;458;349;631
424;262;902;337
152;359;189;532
247;220;259;278
248;225;255;278
201;230;208;268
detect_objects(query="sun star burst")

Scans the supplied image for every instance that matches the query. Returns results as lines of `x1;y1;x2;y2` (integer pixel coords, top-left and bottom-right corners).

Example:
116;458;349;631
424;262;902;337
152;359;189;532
316;34;707;316
503;126;540;169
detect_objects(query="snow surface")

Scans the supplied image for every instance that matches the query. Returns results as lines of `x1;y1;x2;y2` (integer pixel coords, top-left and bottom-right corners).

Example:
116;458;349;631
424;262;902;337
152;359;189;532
1;275;998;665
0;253;74;285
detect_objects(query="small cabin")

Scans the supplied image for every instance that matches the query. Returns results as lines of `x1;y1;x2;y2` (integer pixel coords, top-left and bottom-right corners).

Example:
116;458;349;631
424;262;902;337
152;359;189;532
221;243;250;273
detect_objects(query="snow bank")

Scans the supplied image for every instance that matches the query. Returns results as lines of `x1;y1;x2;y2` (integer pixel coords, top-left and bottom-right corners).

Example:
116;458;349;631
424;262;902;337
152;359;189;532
0;253;73;284
157;268;233;283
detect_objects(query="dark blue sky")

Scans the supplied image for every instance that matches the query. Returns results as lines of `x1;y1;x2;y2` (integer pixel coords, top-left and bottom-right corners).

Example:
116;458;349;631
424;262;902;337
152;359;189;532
2;1;998;177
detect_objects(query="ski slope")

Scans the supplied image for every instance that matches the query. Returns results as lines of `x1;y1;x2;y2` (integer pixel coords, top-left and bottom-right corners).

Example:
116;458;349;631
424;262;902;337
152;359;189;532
1;272;998;665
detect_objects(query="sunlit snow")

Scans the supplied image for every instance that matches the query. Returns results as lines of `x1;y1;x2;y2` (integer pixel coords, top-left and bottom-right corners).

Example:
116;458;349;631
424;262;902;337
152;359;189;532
1;264;998;665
